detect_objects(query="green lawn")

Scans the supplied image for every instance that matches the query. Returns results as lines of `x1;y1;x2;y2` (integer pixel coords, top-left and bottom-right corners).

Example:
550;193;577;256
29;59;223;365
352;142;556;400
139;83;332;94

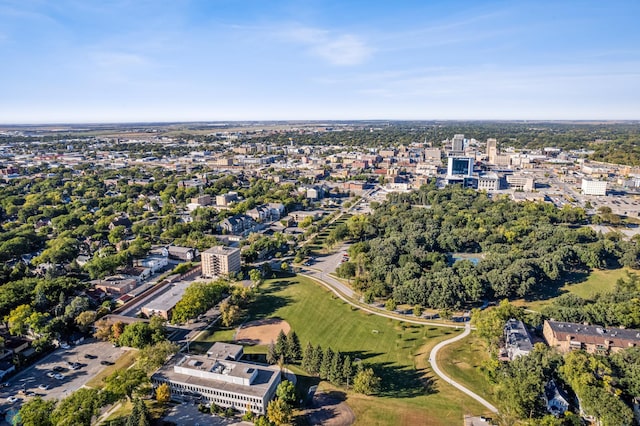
193;274;493;425
513;268;628;311
437;332;498;408
85;349;139;389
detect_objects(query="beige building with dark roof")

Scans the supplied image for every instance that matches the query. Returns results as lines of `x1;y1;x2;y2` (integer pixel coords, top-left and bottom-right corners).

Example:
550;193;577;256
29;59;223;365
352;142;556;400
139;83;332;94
201;246;241;278
543;320;640;354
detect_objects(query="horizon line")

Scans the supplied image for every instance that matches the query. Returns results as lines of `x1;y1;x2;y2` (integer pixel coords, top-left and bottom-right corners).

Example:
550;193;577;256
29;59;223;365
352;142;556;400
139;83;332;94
1;118;640;127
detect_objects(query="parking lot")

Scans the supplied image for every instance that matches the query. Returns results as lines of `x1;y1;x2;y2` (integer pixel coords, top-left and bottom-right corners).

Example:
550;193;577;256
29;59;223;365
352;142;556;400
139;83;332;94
161;403;250;426
0;339;127;415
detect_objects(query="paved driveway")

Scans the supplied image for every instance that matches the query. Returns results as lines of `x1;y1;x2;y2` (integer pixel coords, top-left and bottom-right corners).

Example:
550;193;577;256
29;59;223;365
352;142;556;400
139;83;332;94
162;403;251;426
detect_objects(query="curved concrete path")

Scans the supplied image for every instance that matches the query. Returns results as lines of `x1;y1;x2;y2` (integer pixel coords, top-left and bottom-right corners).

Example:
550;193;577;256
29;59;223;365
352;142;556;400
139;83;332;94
301;272;465;329
429;322;499;413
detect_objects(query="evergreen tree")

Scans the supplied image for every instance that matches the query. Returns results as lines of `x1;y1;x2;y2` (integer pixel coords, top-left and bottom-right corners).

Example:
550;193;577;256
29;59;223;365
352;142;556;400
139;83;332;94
286;330;301;362
311;344;323;376
329;351;342;385
126;403;140;426
302;341;314;372
353;367;381;395
342;355;353;388
275;329;288;360
266;341;278;365
320;347;334;380
126;398;151;426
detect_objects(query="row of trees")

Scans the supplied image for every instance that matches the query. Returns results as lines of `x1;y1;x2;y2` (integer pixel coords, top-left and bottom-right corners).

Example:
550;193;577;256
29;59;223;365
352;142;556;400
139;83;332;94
171;279;229;324
265;329;381;395
266;329;301;365
93;316;178;352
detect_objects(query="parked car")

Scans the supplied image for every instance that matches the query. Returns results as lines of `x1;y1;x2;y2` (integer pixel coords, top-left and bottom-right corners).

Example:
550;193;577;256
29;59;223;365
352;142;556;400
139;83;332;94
38;384;49;390
60;343;70;349
6;396;18;403
46;372;56;378
53;366;65;372
54;373;64;380
100;360;114;366
84;354;97;359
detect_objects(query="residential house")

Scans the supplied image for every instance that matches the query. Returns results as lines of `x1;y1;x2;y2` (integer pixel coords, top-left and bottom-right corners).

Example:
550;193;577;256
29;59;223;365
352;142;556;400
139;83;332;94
168;246;198;262
109;214;132;230
220;215;254;235
502;319;534;360
136;254;167;274
544;380;570;417
91;276;138;296
246;203;286;222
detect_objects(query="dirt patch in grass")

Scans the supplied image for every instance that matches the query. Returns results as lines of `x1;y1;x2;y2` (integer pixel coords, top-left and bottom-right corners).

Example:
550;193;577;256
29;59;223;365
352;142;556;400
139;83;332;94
234;318;291;345
306;390;355;426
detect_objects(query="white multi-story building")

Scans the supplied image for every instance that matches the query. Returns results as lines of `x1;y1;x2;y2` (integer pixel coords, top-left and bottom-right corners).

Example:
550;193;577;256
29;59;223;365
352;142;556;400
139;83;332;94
506;174;535;192
581;179;607;196
152;343;280;414
478;172;502;191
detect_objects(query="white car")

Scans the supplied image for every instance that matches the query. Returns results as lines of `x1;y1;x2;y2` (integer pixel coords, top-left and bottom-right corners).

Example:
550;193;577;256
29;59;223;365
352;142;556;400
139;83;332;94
38;384;49;390
46;372;56;378
7;396;18;403
60;343;70;349
54;373;64;380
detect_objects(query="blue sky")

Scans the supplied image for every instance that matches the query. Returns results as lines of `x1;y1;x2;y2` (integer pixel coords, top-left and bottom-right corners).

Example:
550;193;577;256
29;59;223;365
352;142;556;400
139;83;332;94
1;0;639;123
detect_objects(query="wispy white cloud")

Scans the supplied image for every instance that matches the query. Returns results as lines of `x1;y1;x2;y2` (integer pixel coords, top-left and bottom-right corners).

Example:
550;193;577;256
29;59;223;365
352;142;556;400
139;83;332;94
90;51;148;68
351;62;640;100
279;25;373;66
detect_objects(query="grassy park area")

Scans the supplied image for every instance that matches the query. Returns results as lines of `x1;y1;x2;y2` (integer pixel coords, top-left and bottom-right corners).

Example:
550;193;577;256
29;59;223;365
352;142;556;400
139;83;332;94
194;274;493;425
437;333;498;408
513;267;626;311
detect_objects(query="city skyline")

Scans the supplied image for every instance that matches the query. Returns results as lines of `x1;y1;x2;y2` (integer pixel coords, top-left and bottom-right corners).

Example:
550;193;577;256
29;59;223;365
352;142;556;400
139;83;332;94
1;0;639;123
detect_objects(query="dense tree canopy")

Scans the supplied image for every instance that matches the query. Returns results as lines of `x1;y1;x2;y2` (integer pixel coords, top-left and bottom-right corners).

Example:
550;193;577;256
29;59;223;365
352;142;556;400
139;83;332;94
337;185;638;309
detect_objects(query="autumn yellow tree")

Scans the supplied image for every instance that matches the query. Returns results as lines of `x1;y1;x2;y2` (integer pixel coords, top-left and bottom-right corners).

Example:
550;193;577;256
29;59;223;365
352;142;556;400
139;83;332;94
156;383;171;404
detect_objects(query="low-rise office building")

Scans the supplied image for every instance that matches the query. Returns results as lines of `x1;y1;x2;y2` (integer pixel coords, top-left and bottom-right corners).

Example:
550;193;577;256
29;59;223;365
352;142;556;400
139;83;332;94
581;179;607;196
151;343;280;415
141;283;188;320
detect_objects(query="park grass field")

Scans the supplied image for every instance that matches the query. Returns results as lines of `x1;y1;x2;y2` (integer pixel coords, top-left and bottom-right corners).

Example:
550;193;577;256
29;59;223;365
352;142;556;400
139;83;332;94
512;267;628;311
193;274;493;425
436;332;499;408
84;349;138;390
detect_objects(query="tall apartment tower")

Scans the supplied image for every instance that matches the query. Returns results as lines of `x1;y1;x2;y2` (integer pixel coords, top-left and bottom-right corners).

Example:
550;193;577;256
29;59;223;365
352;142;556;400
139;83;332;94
201;246;241;277
486;138;498;164
451;134;465;152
